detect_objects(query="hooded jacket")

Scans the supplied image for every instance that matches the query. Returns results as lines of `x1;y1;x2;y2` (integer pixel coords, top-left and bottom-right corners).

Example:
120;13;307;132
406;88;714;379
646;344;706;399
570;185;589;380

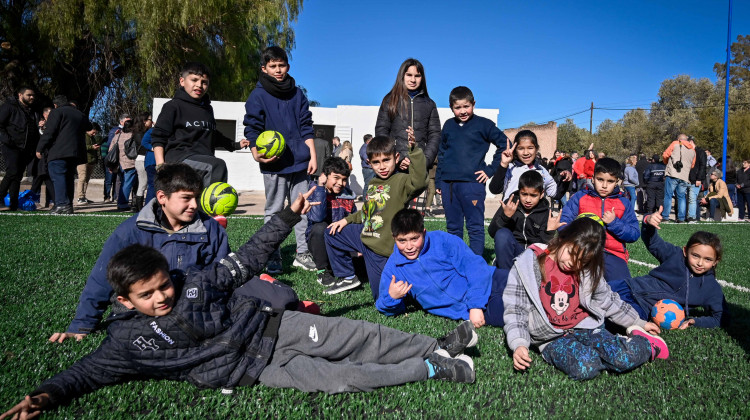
502;245;645;352
0;98;40;150
376;231;493;320
30;209;299;407
37;104;92;162
305;180;356;240
66;198;229;334
151;88;240;163
243;79;314;175
375;91;441;168
488;195;555;247
624;221;729;328
559;184;639;262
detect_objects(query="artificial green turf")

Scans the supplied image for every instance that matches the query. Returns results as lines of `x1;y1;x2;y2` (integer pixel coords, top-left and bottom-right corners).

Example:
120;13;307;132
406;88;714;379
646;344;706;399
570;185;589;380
1;214;749;418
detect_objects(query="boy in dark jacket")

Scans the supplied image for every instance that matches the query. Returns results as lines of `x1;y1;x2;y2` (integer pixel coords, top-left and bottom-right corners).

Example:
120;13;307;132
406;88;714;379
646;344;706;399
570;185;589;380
151;62;249;187
488;171;565;269
642;155;666;214
48;163;229;342
243;46;317;274
306;157;357;286
377;209;508;328
2;194;478;419
435;86;507;255
559;157;639;282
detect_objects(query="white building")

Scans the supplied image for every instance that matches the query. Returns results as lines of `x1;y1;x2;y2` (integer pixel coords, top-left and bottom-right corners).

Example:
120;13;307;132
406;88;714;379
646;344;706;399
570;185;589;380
152;99;500;194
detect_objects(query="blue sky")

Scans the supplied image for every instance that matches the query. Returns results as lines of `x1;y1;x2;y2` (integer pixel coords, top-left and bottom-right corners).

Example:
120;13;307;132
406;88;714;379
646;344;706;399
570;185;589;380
288;0;750;131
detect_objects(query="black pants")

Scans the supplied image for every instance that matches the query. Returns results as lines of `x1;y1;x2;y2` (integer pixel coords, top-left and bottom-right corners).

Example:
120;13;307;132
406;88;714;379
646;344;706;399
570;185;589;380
307;222;329;270
0;144;35;210
645;184;664;214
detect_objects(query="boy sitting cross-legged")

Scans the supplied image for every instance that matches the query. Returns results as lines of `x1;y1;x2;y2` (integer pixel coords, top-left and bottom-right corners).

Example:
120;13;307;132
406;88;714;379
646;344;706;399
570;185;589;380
376;209;509;328
324;135;428;298
488;171;566;270
306;157;357;287
559;157;640;282
2;192;479;419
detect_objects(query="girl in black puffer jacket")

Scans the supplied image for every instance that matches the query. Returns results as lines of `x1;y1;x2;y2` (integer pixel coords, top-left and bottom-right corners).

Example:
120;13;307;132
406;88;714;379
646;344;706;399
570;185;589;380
375;58;441;171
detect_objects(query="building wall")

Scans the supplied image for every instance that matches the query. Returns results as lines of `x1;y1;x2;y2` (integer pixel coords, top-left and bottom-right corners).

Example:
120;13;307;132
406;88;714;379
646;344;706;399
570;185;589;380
153;99;499;193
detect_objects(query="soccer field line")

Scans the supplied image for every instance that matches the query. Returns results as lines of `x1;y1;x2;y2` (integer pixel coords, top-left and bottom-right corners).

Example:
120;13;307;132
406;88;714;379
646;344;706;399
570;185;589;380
629;259;750;293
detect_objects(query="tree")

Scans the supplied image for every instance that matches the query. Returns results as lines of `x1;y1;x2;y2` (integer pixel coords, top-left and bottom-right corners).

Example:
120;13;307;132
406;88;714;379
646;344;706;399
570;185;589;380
714;34;750;87
0;0;303;122
556;118;591;155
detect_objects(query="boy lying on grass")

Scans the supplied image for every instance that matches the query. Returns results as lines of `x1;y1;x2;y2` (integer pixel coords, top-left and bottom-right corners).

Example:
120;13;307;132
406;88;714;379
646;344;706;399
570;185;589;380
2;189;477;419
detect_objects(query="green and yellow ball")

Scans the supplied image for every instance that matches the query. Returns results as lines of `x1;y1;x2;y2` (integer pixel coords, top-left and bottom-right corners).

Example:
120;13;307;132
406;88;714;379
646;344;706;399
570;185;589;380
576;212;604;226
201;182;238;217
256;130;286;158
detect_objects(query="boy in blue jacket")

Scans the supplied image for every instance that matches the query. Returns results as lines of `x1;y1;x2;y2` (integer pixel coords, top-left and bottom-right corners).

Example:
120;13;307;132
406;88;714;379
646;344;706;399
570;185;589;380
2;193;479;419
609;206;730;328
377;209;508;328
435;86;507;255
306;157;357;287
243;46;318;274
47;163;230;342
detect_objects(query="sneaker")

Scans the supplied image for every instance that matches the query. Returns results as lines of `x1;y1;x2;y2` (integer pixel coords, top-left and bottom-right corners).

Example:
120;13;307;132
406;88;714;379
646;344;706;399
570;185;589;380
426;349;475;383
626;325;669;360
316;269;336;287
324;275;361;295
103;197;113;203
76;198;88;205
293;251;317;271
437;320;478;357
297;300;321;315
266;258;283;275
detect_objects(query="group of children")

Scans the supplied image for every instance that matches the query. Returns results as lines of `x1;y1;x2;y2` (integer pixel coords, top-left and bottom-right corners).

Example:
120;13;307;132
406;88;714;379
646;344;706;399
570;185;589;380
0;49;733;418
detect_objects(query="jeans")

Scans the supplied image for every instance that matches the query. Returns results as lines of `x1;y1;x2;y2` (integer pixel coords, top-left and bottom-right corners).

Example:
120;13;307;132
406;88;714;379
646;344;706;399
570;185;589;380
442;182;487;255
662;176;688;221
492;228;525;269
708;198;720;220
727;184;737;206
624;186;636;206
48;158;77;206
145;164;157;204
361;167;375;199
687;184;700;220
117;168;136;209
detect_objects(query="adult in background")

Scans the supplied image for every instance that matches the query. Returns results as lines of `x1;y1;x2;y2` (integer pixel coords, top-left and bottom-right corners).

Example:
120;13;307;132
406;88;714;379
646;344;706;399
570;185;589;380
139;114;157;204
104;114;130;203
661;133;695;223
75;123;101;204
0;86;40;211
725;156;737;206
359;134;374;199
375;58;441;173
686;136;707;222
701;168;733;221
36;95;92;214
110;120;137;212
312;129;331;180
31;107;55;208
623;155;639;207
635;153;649;214
736;159;750;222
331;136;341;158
642;154;666;214
132;112;153;211
339;140;353;167
705;149;717;169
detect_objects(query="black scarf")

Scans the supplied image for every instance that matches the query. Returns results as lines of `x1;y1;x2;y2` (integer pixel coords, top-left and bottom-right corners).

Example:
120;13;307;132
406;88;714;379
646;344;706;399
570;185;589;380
259;73;297;100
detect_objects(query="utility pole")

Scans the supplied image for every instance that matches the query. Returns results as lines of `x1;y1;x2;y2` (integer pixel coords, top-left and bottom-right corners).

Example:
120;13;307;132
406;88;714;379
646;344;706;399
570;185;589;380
722;0;732;180
589;102;594;134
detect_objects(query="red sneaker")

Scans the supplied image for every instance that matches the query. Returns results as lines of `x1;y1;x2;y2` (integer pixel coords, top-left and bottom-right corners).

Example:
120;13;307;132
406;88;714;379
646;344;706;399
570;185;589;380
297;300;320;315
213;215;227;228
627;325;669;360
259;273;276;283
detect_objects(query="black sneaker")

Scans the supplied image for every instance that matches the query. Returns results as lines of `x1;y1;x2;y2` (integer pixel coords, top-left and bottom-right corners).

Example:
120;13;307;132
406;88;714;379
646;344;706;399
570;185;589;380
266;258;283;275
316;270;336;287
324;275;361;295
437;320;478;357
426;349;475;383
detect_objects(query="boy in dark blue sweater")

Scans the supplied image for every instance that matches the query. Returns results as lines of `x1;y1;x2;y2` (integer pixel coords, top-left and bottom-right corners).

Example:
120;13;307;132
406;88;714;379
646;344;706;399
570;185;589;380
435;86;507;255
243;46;318;274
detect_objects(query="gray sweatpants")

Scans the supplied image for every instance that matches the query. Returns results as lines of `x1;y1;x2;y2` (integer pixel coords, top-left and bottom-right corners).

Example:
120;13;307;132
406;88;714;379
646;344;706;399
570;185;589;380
258;311;437;393
263;171;309;255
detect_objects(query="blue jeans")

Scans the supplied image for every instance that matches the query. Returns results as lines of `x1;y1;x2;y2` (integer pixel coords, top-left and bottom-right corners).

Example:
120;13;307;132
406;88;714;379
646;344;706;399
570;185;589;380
541;329;652;381
624;186;636;204
492;228;525;269
102;160;116;200
727;184;737;206
324;223;388;300
145;164;157;204
709;198;720;220
662;176;688;221
738;191;750;220
687;184;700;220
117;168;136;209
361;167;375;199
48;158;77;206
442;182;486;255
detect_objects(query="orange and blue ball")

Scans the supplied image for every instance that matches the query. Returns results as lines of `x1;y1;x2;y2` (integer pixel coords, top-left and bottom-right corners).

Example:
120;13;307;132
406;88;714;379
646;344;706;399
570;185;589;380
651;299;686;330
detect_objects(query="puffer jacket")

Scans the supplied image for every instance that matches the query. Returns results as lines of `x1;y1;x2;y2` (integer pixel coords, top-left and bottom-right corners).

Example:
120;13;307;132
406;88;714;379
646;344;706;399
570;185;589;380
0;98;40;150
31;208;300;407
375;91;441;168
559;184;639;261
502;245;645;352
66;198;229;334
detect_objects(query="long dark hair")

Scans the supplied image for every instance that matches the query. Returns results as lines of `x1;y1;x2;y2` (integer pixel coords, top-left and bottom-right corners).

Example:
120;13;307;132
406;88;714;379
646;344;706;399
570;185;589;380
540;217;606;292
386;58;429;119
685;231;723;266
133;111;151;135
513;129;540;162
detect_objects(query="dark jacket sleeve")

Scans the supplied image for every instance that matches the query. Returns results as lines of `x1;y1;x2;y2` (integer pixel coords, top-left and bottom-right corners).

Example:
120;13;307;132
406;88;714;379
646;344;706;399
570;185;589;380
423;104;442;168
482;125;508;178
374;96;392;139
150;103;177;149
37;108;62;153
298;91;315;141
488;196;514;238
306;184;328;224
488;165;509;195
0;103;11;146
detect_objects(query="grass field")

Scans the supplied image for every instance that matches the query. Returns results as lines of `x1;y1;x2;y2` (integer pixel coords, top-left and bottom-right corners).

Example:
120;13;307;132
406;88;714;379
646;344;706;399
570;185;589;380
1;213;749;419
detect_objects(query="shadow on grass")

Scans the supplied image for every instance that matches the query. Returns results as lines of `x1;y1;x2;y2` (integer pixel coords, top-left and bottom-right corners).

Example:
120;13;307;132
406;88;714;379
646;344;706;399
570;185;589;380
725;302;750;356
324;302;377;317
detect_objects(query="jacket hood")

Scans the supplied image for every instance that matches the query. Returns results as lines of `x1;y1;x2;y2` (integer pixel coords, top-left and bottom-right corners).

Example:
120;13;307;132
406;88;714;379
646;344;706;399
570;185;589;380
174;87;211;107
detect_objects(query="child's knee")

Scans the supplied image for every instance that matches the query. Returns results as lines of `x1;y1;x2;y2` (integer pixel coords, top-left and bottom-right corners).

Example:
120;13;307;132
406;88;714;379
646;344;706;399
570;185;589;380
493;227;514;246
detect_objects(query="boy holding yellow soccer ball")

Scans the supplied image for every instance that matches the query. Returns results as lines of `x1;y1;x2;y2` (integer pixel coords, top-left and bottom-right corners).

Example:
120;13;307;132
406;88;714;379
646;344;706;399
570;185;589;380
243;46;318;274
